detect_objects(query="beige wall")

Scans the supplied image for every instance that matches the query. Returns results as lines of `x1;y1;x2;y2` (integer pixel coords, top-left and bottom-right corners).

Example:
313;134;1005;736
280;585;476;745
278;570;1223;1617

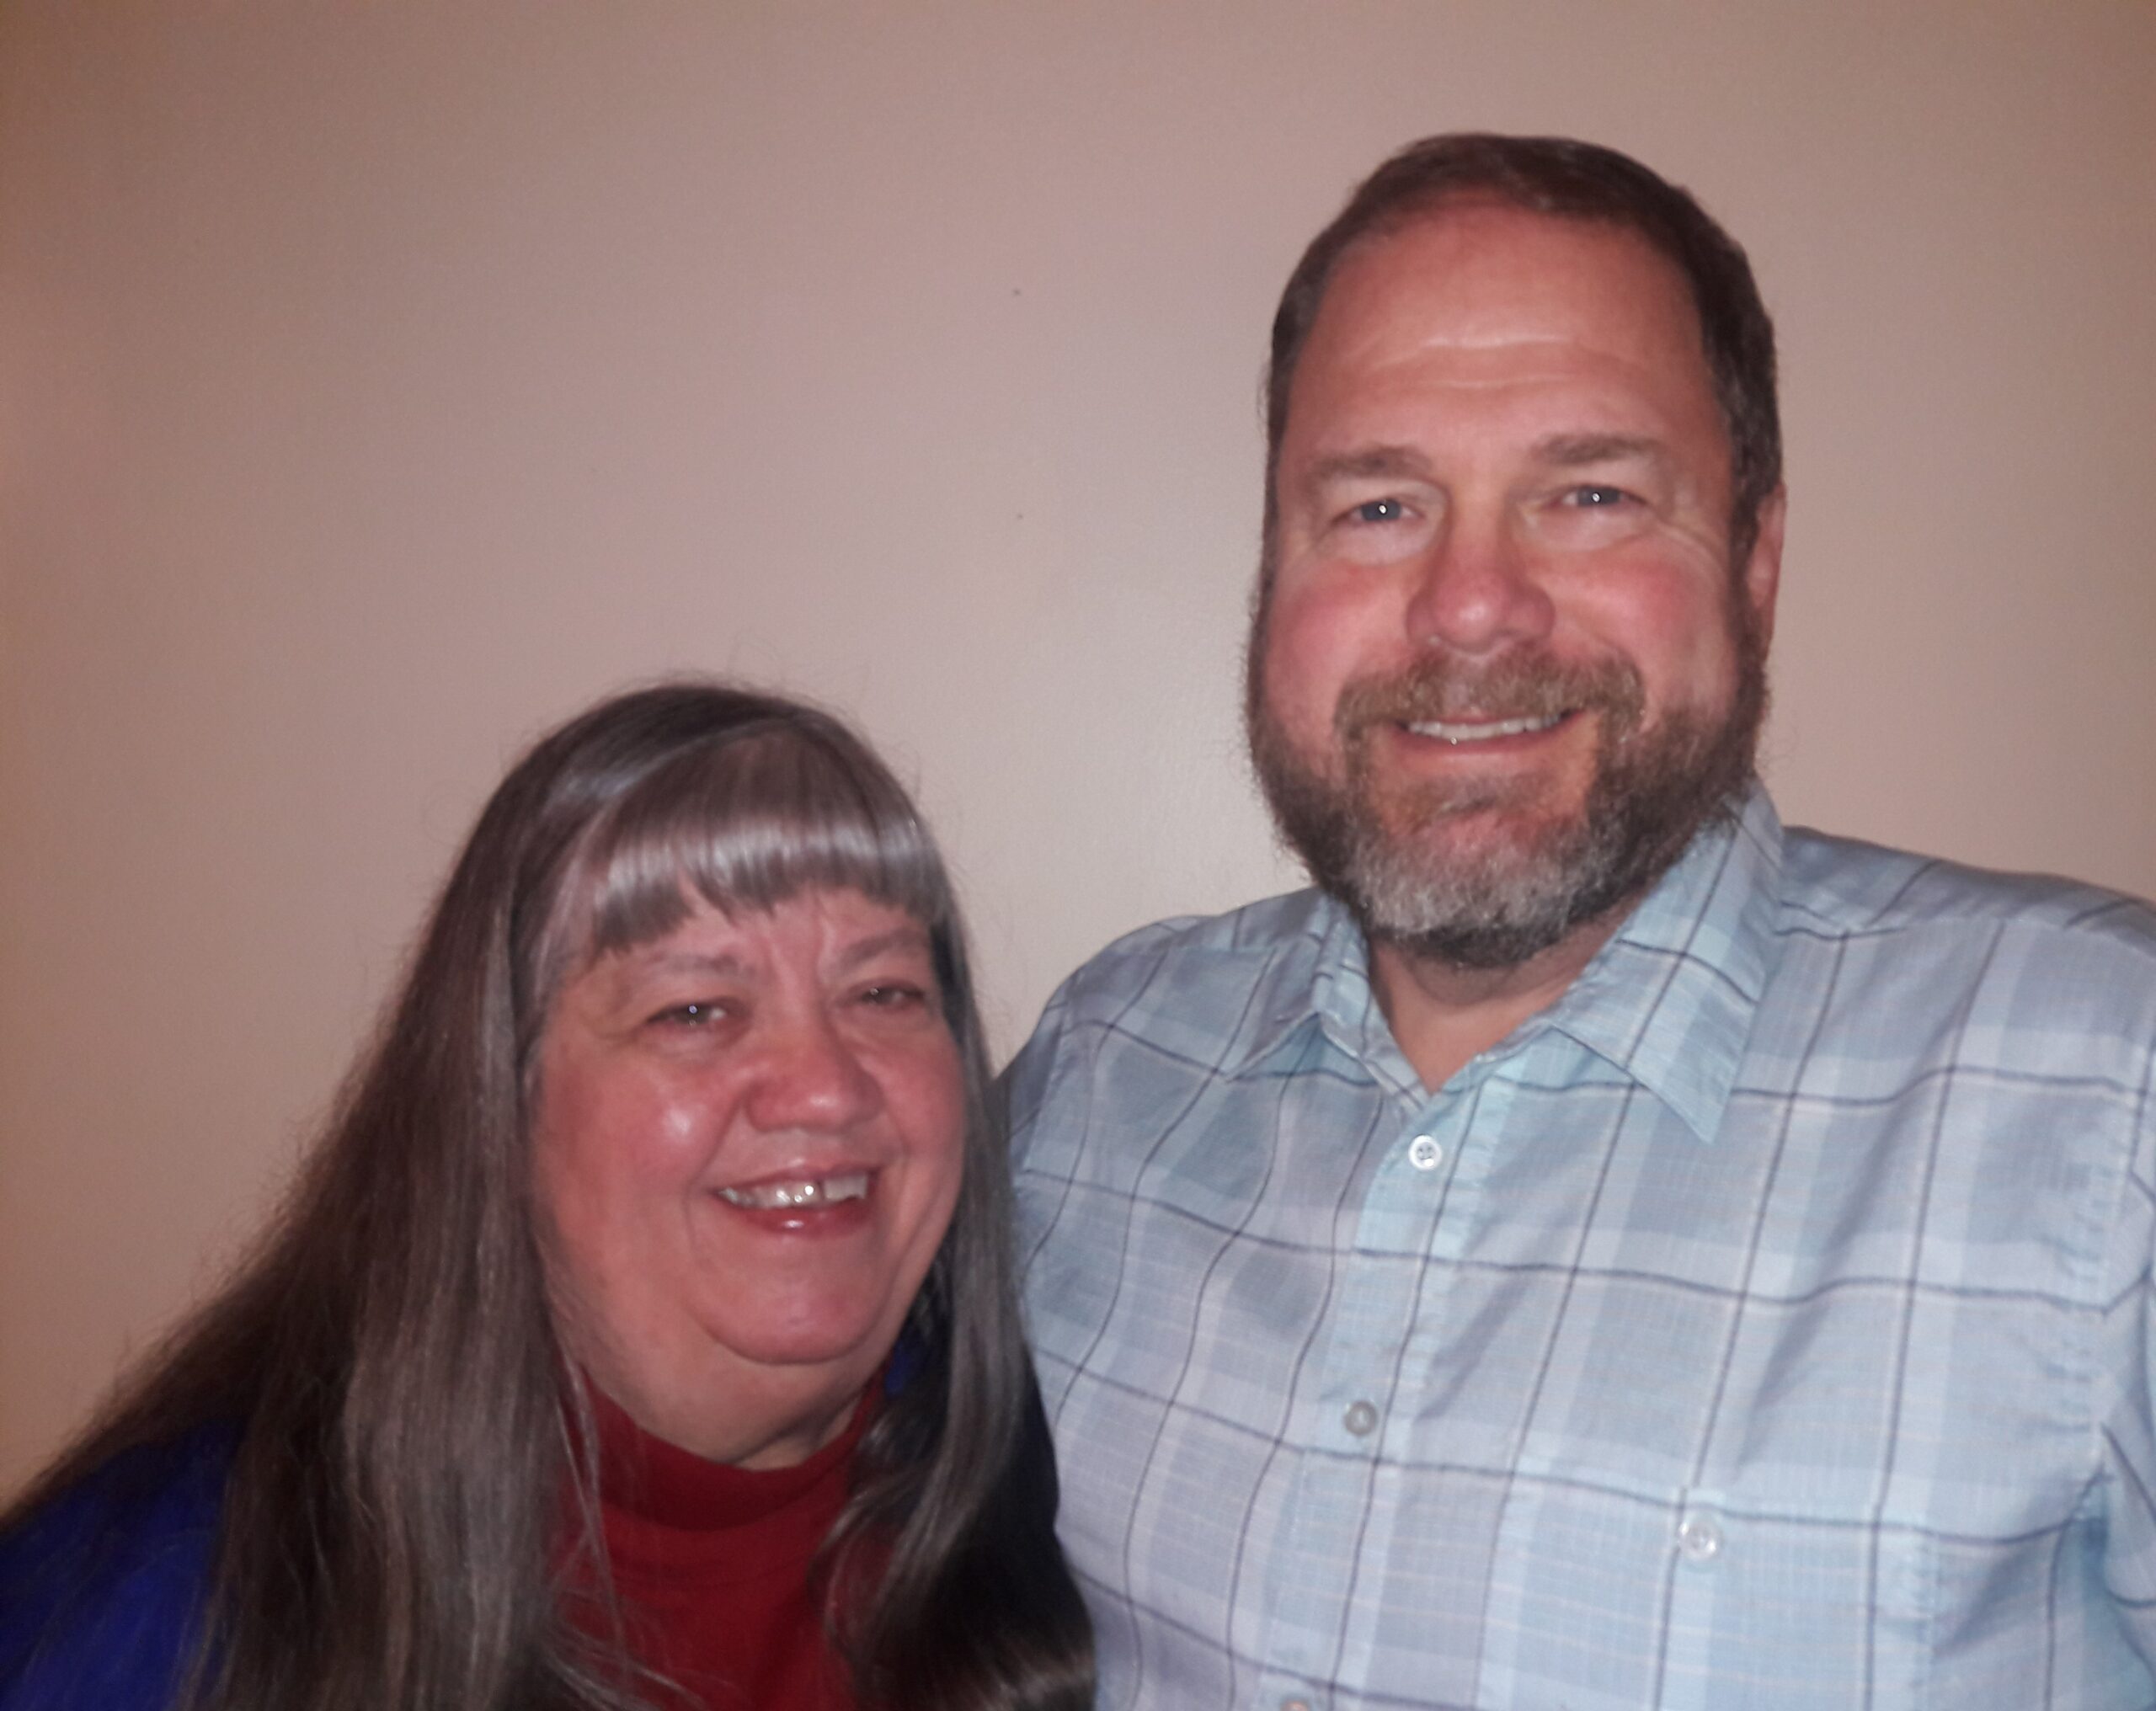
3;2;2151;1492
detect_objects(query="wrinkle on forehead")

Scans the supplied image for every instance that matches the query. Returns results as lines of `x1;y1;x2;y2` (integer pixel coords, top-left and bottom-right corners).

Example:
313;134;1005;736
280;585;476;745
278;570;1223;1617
1354;338;1680;386
1313;299;1705;410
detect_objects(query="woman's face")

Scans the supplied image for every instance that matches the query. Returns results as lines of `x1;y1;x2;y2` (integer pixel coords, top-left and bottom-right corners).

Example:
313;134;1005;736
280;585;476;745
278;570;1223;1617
531;884;966;1468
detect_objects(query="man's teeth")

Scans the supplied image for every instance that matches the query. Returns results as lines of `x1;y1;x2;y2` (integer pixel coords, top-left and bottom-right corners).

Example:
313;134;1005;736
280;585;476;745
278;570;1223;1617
1405;712;1565;744
719;1172;870;1210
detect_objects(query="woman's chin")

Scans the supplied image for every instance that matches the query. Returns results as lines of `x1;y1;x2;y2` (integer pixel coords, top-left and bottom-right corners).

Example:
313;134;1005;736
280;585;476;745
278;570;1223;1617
700;1302;901;1376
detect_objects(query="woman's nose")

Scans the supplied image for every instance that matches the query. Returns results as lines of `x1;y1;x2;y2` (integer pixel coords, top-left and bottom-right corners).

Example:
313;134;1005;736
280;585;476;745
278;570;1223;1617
741;1014;883;1133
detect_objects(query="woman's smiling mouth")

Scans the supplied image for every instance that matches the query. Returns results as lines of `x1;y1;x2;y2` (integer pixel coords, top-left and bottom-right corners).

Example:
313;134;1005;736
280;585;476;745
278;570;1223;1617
718;1171;872;1211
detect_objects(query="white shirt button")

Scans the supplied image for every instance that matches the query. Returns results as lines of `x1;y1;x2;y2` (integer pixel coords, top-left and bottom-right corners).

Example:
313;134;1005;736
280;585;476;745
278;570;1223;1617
1407;1133;1444;1170
1342;1399;1380;1436
1676;1512;1723;1564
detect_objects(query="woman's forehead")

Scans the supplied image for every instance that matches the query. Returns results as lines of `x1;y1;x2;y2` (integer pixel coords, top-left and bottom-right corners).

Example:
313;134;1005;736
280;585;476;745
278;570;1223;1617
579;878;931;971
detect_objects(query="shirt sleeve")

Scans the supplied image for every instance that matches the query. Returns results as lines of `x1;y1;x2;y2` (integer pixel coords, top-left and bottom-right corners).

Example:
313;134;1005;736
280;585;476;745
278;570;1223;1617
2097;1044;2156;1663
0;1436;222;1711
1001;971;1075;1177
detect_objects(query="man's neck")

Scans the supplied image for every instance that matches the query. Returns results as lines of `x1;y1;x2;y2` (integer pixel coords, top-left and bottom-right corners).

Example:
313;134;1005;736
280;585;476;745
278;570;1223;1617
1368;909;1627;1092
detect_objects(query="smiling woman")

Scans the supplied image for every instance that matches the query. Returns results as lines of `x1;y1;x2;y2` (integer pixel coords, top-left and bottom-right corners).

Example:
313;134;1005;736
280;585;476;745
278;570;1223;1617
536;888;967;1475
0;684;1092;1711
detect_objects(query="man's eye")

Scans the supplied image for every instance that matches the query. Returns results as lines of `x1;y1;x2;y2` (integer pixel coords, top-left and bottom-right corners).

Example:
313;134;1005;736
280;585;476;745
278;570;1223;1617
1349;497;1409;525
1565;485;1633;508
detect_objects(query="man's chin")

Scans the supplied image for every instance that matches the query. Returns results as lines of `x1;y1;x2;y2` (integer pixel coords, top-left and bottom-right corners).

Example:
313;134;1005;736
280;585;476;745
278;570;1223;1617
1380;784;1569;845
1364;782;1582;868
1343;813;1612;967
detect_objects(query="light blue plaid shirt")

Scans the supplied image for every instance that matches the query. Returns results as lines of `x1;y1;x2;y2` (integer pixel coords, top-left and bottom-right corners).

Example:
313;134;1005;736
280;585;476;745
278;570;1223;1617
1009;788;2156;1709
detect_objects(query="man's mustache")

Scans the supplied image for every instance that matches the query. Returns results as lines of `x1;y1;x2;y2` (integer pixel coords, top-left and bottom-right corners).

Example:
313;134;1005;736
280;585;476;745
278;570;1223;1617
1333;651;1646;738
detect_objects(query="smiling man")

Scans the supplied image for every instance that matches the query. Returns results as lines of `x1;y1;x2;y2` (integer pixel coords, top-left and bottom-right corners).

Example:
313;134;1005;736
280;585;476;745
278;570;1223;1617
1009;135;2156;1709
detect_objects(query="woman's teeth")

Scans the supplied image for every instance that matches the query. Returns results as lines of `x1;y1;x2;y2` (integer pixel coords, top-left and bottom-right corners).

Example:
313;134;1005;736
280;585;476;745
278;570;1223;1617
1406;711;1565;744
719;1172;870;1210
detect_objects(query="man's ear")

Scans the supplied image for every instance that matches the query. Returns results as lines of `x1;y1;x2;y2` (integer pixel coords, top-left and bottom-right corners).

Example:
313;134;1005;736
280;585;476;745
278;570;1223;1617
1742;486;1786;651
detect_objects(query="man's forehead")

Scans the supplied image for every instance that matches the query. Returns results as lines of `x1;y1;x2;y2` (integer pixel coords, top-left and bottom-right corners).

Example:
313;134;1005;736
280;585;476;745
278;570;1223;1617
1277;203;1724;464
1315;203;1703;363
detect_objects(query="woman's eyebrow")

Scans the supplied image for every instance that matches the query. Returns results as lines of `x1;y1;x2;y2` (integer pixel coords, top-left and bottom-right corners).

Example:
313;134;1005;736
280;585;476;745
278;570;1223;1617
832;925;935;975
616;946;754;984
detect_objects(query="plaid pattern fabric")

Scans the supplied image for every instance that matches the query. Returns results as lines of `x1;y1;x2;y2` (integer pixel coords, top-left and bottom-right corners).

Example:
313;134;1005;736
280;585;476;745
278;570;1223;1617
1009;790;2156;1709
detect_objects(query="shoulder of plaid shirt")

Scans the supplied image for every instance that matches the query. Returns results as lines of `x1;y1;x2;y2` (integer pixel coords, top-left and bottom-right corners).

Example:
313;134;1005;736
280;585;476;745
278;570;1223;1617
1006;783;2156;1711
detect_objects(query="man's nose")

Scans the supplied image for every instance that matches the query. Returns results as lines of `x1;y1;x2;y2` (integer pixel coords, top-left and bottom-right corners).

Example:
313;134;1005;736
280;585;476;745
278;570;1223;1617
743;1014;882;1133
1402;514;1555;657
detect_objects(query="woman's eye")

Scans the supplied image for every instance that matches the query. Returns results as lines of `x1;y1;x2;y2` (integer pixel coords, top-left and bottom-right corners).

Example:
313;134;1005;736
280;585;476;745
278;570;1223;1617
857;983;927;1010
653;999;727;1027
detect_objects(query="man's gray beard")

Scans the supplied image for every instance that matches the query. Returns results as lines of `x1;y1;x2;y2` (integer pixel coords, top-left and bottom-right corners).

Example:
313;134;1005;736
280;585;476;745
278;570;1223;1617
1246;619;1767;972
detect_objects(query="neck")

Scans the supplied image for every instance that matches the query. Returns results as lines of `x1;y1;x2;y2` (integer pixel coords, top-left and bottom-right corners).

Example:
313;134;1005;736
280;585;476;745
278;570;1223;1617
1368;909;1625;1091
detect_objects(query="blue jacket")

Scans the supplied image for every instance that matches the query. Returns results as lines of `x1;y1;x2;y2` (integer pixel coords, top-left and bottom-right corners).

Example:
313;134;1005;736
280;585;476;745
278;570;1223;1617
0;1431;227;1710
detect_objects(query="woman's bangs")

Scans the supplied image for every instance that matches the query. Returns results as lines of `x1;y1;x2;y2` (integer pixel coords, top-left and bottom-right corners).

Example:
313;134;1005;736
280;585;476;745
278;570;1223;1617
579;729;946;959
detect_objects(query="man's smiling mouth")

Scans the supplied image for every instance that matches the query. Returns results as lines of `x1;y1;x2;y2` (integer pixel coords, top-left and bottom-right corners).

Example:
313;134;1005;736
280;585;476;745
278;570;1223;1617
1403;711;1568;744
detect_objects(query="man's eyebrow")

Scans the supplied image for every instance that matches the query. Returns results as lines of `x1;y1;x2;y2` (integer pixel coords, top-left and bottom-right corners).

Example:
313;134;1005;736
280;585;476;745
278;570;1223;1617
1298;446;1433;492
1535;432;1668;468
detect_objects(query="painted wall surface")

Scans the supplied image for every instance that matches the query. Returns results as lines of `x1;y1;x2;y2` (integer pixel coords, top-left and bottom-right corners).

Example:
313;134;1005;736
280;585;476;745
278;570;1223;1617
3;3;2152;1490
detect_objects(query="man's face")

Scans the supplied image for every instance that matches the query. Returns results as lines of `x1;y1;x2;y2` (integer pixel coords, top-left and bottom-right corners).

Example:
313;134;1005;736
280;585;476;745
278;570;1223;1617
1248;201;1783;969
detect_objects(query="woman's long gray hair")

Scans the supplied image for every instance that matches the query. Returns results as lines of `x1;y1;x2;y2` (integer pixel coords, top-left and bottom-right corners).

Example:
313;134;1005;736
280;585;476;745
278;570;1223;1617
3;681;1091;1709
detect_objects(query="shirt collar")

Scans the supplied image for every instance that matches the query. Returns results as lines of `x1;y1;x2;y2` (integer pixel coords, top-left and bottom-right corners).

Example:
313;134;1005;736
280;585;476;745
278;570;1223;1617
1550;785;1783;1142
1229;786;1786;1143
1211;897;1369;1079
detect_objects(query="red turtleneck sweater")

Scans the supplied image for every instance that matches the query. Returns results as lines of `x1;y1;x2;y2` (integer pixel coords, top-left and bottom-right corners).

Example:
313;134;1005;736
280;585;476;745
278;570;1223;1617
563;1389;875;1710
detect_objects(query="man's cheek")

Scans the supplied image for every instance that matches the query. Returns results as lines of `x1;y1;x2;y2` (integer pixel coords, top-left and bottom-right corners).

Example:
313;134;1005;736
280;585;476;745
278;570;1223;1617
1265;584;1380;730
